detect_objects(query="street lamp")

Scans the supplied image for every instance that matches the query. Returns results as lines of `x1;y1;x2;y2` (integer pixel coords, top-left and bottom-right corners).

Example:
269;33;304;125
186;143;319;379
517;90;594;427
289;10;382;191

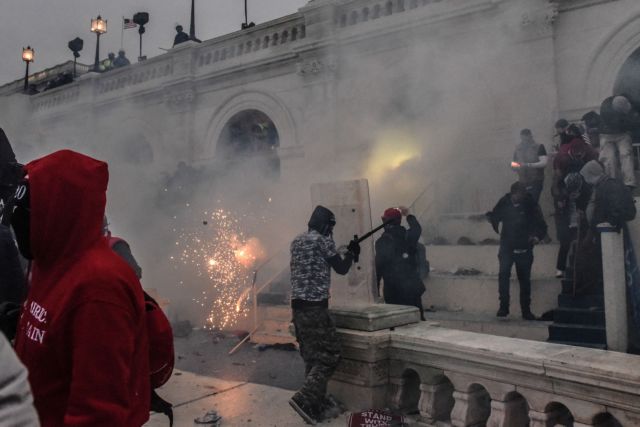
90;15;107;72
22;46;34;93
133;12;149;61
188;0;201;42
241;0;255;30
68;37;84;78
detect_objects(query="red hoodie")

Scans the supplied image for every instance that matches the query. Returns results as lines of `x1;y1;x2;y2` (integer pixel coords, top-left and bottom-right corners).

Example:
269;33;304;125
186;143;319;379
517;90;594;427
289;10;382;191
14;150;150;427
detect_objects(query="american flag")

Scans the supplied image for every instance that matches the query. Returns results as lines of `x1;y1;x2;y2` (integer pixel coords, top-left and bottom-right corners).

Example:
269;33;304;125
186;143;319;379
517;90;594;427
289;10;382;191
123;18;137;29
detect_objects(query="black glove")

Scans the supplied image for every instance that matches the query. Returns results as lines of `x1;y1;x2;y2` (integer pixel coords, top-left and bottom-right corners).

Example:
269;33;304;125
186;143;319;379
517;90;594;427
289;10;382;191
347;239;361;262
0;302;21;341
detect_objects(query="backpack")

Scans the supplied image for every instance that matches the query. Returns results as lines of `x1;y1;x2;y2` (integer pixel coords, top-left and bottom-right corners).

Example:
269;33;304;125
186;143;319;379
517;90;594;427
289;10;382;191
108;237;175;426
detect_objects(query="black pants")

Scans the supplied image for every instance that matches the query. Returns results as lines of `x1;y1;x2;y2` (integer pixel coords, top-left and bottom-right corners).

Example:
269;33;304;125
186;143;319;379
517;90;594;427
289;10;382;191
498;247;533;311
556;227;577;271
524;180;544;204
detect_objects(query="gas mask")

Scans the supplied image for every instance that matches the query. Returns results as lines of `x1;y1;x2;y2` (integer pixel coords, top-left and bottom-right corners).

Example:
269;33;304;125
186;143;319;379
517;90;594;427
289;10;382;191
10;180;31;260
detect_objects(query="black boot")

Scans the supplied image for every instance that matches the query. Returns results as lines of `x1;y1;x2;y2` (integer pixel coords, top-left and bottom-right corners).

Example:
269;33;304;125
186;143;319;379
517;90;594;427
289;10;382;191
521;308;536;321
496;306;509;318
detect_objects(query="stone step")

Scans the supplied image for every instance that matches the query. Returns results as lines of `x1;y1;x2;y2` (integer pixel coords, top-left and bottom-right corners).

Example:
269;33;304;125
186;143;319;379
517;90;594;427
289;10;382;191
553;307;605;326
424;311;551;341
427;244;559;277
557;293;604;309
424;273;560;318
546;340;607;350
547;323;606;345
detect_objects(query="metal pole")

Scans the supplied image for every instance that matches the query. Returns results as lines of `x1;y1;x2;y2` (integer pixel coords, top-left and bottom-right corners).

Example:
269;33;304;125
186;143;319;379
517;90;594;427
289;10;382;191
189;0;196;40
73;57;77;78
139;32;143;59
244;0;248;26
23;62;29;92
93;32;101;72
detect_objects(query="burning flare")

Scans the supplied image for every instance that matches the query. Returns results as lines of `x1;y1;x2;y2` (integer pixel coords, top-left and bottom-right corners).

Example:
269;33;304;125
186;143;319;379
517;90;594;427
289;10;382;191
172;208;266;330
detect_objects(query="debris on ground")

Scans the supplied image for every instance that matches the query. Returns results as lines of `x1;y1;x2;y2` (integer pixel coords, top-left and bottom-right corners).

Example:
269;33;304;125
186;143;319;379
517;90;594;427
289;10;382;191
194;410;222;425
457;236;475;245
452;267;482;276
255;343;297;352
479;238;500;245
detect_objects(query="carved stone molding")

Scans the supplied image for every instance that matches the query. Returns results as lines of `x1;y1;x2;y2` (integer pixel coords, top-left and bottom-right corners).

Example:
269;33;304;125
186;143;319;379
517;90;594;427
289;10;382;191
297;56;338;76
520;2;559;38
164;89;196;113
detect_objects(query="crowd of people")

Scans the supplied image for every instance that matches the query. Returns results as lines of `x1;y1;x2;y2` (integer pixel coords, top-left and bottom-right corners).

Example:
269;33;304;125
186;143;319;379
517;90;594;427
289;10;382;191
0;96;638;426
491;94;638;321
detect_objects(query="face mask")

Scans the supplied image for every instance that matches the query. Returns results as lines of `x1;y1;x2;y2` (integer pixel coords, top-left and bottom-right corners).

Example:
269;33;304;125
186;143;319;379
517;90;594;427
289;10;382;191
11;181;32;259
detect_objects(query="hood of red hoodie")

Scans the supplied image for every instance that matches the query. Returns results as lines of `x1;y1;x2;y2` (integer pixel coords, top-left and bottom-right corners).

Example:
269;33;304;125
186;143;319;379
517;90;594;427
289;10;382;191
26;150;108;269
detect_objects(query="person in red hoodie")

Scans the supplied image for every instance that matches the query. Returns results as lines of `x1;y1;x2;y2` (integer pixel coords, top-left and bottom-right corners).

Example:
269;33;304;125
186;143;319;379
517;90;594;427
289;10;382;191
10;150;150;427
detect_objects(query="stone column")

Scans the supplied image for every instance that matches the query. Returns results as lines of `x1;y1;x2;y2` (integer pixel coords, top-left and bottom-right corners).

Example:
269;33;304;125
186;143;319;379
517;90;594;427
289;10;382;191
598;223;628;352
487;399;529;427
388;377;405;410
450;390;491;427
418;382;453;424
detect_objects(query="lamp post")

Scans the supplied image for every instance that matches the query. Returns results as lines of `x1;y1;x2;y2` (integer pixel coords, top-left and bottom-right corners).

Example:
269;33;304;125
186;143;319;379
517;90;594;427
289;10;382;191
90;15;107;72
68;37;84;78
22;46;34;93
188;0;200;42
241;0;255;29
133;12;149;61
189;0;196;39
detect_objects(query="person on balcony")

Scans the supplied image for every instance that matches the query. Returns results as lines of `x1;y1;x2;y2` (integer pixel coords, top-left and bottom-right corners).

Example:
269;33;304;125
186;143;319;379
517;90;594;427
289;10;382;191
511;128;548;203
173;25;190;47
288;205;360;425
375;206;426;320
486;182;548;320
113;50;131;68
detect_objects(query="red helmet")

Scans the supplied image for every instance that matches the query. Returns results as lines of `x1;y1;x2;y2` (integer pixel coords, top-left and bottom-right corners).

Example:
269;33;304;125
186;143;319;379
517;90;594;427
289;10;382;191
382;207;402;222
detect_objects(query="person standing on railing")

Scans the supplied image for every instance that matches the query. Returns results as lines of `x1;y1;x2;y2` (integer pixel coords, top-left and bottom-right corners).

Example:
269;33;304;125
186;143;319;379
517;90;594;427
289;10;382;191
599;95;638;189
486;182;548;320
288;205;360;425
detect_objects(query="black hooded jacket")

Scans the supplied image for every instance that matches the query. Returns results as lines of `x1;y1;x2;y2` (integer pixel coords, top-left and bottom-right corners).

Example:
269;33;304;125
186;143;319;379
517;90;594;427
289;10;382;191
0;225;25;304
375;215;425;301
487;193;547;250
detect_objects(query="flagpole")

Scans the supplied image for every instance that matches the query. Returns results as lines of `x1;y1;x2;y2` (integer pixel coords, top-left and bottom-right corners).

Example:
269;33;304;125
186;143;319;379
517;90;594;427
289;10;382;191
121;16;125;50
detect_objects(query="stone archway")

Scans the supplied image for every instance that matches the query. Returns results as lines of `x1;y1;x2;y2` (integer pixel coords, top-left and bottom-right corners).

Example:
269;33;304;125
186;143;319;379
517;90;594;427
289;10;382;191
614;46;640;105
585;12;640;106
216;109;280;178
203;91;298;162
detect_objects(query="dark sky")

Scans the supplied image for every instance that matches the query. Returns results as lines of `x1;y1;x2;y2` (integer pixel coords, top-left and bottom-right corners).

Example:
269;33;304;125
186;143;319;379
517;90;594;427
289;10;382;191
0;0;308;84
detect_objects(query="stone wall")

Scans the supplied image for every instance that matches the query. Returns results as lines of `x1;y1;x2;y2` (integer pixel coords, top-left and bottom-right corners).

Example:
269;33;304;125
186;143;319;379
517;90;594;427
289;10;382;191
330;304;640;426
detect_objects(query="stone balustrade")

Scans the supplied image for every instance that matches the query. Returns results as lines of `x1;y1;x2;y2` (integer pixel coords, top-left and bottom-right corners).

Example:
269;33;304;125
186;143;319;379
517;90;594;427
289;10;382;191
194;14;306;72
336;0;444;29
329;304;640;426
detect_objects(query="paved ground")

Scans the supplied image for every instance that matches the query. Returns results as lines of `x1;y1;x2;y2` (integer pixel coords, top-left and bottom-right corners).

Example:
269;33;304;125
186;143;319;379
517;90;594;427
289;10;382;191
144;370;347;427
173;329;305;391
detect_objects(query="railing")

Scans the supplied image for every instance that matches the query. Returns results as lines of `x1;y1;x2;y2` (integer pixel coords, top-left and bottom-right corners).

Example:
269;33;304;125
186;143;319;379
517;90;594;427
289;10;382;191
336;0;448;29
331;313;640;426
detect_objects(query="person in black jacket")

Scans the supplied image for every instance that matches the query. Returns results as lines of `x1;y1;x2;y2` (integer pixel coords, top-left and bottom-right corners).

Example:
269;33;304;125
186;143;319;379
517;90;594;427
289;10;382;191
375;206;426;320
487;182;548;320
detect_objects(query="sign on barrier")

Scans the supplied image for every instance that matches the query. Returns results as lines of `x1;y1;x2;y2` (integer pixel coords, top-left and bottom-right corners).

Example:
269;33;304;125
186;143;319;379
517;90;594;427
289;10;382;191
347;409;406;427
